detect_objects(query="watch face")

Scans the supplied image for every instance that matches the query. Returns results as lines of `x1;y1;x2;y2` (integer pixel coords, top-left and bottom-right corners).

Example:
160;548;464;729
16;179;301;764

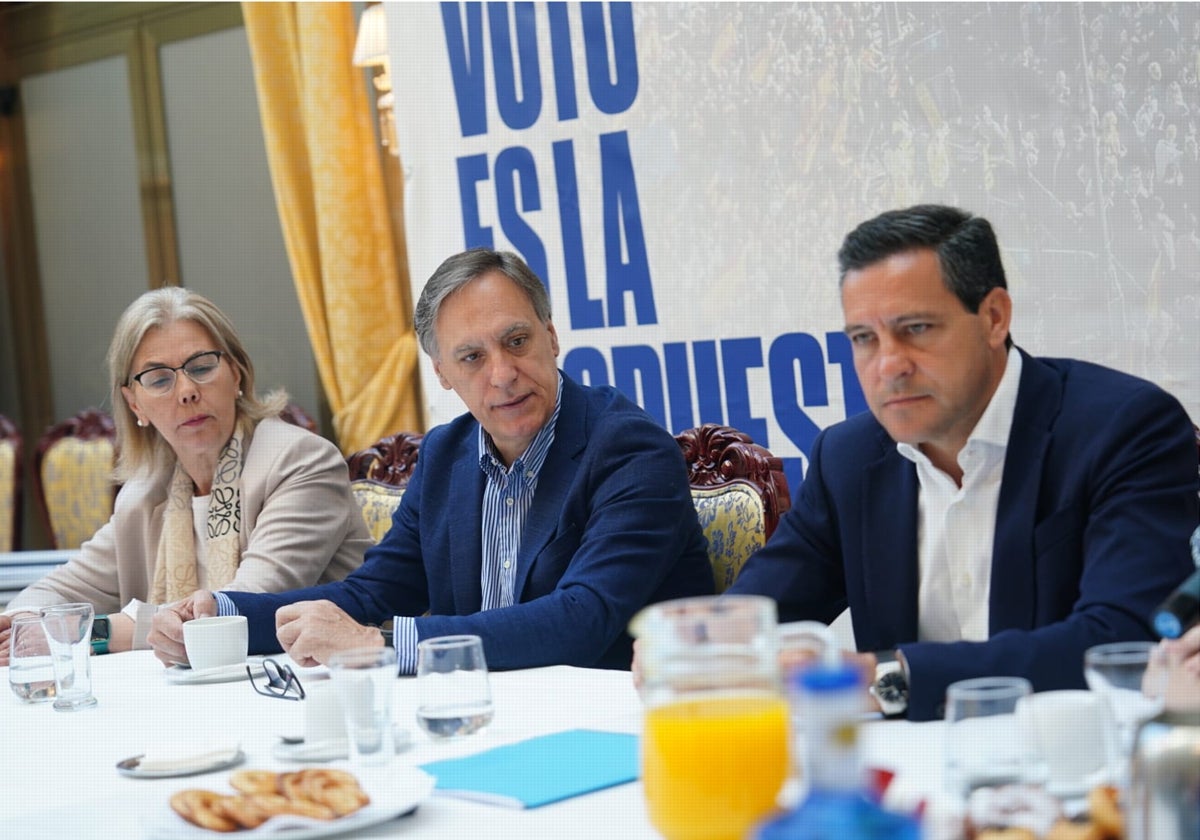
877;671;906;703
92;617;111;641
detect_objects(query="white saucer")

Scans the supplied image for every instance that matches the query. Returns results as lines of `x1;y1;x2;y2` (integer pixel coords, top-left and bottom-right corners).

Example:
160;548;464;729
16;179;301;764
272;738;350;763
165;660;263;686
117;748;245;779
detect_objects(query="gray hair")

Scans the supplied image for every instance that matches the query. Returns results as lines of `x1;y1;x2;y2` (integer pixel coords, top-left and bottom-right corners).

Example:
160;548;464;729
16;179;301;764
413;249;552;358
107;286;287;480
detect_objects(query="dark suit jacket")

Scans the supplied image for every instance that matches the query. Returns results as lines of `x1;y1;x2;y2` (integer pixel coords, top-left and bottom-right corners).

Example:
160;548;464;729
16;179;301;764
229;374;713;670
732;350;1199;719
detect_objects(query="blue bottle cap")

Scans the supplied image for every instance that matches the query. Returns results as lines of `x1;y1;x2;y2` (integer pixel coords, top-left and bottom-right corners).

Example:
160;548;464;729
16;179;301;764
793;664;860;693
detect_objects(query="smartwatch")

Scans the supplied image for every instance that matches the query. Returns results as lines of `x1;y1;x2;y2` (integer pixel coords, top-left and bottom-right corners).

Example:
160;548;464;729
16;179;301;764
91;615;112;655
870;650;909;718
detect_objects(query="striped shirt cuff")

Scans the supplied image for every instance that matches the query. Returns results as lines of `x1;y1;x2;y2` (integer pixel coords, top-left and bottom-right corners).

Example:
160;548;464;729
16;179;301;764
214;591;238;616
394;616;418;674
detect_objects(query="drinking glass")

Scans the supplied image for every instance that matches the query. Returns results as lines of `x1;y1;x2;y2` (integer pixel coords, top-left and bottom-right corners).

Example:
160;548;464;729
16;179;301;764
40;602;98;711
631;594;789;840
328;646;397;766
415;634;493;738
1084;641;1167;786
8;615;56;703
943;676;1047;798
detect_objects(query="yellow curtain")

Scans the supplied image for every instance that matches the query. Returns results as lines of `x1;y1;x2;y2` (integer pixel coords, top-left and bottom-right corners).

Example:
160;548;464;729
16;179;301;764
242;2;422;453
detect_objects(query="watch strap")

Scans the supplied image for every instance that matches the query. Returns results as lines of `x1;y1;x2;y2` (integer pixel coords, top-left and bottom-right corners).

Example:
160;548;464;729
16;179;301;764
91;615;111;655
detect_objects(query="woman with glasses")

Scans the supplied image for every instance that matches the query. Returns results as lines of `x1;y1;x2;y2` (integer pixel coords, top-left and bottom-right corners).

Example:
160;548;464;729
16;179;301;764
0;288;372;662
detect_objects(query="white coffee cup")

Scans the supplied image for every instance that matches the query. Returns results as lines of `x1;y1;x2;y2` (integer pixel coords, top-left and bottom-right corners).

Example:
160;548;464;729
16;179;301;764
182;616;248;672
304;681;348;744
1016;689;1111;796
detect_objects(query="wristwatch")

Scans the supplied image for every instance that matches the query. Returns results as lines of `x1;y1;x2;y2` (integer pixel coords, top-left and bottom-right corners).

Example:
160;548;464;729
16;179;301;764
91;615;112;655
870;651;909;718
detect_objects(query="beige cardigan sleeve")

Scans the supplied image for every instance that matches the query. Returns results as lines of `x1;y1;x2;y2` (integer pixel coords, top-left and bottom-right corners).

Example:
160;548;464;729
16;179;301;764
5;417;370;623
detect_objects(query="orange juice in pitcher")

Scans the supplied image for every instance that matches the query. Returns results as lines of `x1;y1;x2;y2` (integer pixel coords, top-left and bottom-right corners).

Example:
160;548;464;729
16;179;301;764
644;692;790;840
631;595;789;840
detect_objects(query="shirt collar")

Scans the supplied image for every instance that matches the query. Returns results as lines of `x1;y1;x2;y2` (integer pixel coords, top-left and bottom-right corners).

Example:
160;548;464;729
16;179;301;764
477;372;563;477
898;346;1022;465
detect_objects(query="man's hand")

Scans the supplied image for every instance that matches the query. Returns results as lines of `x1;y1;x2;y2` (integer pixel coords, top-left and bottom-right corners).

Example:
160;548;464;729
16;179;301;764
275;600;382;667
0;611;42;666
147;591;217;667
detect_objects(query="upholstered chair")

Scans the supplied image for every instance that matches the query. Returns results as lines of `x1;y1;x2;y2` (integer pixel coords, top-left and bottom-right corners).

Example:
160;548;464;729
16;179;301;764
34;409;117;549
674;424;791;593
0;414;21;552
345;431;424;544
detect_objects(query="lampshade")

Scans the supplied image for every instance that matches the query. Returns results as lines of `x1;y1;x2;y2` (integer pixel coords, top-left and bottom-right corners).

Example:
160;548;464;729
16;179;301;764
353;4;389;67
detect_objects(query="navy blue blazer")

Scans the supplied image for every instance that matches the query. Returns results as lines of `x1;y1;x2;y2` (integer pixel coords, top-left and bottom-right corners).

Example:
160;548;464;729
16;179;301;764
732;350;1199;719
229;374;713;670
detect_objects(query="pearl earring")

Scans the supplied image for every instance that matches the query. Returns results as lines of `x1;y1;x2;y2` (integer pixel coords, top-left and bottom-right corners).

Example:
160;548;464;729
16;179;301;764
237;390;243;398
136;419;146;428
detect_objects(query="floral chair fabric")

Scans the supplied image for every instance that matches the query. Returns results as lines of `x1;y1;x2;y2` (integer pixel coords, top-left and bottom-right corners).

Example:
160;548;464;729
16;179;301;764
350;480;405;544
675;424;792;593
0;414;20;552
346;431;424;545
35;409;117;549
690;481;768;593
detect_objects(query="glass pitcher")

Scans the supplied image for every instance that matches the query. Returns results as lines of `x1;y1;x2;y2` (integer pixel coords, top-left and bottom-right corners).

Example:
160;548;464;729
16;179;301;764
631;594;789;840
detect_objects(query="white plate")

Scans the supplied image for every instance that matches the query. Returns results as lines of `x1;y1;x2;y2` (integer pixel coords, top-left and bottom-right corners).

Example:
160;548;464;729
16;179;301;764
143;766;435;839
117;749;245;779
166;660;264;686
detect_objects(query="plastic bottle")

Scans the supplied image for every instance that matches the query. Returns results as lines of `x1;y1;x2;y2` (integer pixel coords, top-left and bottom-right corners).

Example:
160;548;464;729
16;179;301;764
752;665;921;840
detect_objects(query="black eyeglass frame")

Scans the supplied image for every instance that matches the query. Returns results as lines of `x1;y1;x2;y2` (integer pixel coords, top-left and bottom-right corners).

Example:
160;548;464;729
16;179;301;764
247;657;306;700
130;350;226;393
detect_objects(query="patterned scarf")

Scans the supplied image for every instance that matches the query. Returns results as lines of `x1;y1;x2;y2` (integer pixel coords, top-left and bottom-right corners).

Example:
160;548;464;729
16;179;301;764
151;427;246;603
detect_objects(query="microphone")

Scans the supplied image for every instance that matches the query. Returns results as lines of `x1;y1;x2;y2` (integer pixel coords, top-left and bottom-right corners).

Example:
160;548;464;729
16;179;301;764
1152;524;1200;639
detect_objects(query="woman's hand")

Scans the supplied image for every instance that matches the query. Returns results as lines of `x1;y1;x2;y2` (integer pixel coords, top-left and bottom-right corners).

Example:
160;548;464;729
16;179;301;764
0;612;41;666
147;591;217;667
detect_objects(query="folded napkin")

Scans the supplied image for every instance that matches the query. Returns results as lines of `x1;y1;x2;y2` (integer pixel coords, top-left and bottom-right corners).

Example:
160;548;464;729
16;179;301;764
138;741;241;774
419;729;638;809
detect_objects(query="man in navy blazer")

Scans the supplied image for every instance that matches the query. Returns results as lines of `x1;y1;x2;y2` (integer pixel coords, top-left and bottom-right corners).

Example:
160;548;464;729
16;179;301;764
149;249;713;672
731;205;1198;720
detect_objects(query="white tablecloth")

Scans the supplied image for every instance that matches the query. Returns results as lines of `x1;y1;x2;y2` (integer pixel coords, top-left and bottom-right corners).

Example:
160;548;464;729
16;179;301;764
1;650;947;839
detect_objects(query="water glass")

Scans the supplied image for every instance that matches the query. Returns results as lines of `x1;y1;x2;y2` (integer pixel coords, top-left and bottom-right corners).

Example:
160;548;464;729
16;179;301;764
40;602;98;711
415;635;494;738
630;594;789;840
328;646;397;766
1084;641;1167;786
8;615;56;703
943;676;1046;797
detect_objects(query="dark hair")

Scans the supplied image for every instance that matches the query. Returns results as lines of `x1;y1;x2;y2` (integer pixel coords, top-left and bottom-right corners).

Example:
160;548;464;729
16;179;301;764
837;204;1009;310
413;249;552;358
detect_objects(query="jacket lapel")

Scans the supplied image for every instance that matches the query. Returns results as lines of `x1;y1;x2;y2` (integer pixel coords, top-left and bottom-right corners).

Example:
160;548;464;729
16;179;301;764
514;375;585;597
449;436;486;614
990;350;1058;632
859;437;921;647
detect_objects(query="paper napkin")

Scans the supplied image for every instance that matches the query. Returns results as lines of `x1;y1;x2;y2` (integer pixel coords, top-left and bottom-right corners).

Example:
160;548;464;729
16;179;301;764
138;741;242;774
419;729;639;809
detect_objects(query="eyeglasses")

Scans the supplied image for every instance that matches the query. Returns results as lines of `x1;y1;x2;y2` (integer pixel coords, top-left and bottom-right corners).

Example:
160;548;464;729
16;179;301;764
131;350;225;396
248;658;306;700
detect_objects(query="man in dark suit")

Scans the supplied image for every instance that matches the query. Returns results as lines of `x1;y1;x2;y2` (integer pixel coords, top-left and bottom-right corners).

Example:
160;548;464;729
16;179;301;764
149;249;713;672
731;204;1198;720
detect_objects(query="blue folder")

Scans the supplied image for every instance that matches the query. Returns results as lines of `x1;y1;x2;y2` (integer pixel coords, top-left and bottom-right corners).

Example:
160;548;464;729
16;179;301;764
419;729;640;809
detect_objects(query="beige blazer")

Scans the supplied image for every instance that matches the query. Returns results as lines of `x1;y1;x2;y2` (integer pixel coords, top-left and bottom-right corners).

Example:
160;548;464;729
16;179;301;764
9;417;371;616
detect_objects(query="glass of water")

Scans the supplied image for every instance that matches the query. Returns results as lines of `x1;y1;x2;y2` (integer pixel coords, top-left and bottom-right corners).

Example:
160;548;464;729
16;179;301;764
40;602;98;711
415;635;493;738
9;615;57;703
1084;641;1167;786
943;676;1047;798
328;646;397;767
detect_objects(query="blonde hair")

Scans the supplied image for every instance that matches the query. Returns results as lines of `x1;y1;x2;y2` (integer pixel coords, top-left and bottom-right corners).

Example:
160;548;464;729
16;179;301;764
107;287;287;481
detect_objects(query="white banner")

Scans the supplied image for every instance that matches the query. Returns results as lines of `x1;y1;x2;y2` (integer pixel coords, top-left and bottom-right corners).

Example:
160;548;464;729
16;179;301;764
391;3;1200;489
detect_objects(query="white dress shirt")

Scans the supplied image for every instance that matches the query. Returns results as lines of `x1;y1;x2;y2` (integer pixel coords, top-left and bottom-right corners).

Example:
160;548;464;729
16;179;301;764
897;348;1022;643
